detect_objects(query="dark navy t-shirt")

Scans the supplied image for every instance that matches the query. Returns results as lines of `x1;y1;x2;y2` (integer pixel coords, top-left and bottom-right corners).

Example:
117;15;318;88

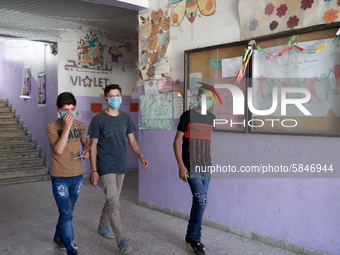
177;109;215;171
88;110;136;175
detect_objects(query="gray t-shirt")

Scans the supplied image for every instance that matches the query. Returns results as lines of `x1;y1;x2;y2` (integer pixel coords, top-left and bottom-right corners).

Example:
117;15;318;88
88;110;136;175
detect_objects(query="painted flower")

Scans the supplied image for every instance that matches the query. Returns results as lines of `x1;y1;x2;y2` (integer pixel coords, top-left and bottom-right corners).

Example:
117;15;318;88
323;9;339;23
265;3;274;15
287;15;300;29
249;18;259;31
269;20;279;30
301;0;314;10
81;45;89;53
276;4;288;17
338;0;340;6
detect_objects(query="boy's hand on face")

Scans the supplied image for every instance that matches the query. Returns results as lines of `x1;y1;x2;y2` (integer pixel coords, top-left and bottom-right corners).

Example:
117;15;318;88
63;112;74;129
179;166;189;182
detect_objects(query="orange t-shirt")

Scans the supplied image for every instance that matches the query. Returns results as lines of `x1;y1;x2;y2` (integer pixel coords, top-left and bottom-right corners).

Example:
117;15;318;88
46;119;86;177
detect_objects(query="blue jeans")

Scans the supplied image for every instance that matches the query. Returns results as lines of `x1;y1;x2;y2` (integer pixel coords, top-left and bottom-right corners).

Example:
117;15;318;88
186;171;211;242
51;175;83;255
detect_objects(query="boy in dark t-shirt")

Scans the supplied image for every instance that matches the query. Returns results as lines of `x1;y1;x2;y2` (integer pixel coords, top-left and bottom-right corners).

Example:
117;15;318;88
88;84;149;255
173;85;216;255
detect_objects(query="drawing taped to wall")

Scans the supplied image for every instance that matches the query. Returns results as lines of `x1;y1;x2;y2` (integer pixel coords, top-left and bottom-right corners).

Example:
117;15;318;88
37;72;46;107
239;0;340;39
140;93;173;130
20;66;31;99
170;0;216;26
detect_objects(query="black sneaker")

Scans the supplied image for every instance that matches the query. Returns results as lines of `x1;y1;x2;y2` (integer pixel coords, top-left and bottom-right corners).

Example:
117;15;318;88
53;236;66;251
189;241;205;255
185;236;205;250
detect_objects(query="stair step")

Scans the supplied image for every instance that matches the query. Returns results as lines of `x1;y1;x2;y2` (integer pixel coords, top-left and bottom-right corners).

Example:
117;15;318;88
0;174;50;186
0;123;21;129
0;129;26;137
0;166;47;179
0;102;8;107
0;107;11;113
0;112;15;118
0;157;44;169
0;136;29;143
0;142;35;151
0;150;40;160
0;118;18;124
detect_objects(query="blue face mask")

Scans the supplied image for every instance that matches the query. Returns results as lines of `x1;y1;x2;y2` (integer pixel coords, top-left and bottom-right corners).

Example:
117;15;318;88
60;110;76;119
198;98;214;110
107;96;122;109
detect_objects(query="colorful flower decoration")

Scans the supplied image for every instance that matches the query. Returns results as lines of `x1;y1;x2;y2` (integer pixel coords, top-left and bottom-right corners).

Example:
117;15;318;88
265;3;274;15
249;18;259;31
276;4;288;17
301;0;314;10
287;15;300;29
77;31;104;69
323;8;339;23
269;20;279;30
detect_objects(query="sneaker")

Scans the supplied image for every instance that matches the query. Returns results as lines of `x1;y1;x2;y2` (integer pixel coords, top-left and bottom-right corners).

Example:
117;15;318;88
53;236;66;251
185;236;205;250
98;226;115;239
187;239;205;255
119;240;132;254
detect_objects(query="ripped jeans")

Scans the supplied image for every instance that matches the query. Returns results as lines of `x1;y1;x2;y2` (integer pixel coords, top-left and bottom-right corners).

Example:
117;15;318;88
187;171;211;243
51;175;83;255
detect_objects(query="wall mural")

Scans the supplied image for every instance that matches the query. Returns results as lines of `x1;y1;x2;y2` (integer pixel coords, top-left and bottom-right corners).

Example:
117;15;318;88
170;0;216;26
239;0;340;40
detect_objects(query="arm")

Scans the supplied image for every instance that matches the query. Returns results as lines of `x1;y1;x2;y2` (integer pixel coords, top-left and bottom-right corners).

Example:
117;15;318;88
127;133;149;169
89;138;99;186
80;136;90;160
173;130;188;182
52;113;73;155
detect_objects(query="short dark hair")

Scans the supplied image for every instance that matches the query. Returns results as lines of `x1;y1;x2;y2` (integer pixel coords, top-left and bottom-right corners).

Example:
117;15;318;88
104;84;122;97
56;92;76;108
198;84;215;97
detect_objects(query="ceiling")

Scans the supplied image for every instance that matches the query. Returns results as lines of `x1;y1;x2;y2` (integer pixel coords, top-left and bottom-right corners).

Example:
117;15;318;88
0;0;140;42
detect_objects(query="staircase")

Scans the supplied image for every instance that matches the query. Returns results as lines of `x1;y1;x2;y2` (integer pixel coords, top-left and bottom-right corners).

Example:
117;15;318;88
0;99;49;185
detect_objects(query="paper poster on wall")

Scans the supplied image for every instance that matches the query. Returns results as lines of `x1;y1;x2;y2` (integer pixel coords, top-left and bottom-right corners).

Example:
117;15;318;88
20;66;31;99
158;76;173;93
37;73;46;107
252;37;340;117
144;80;159;95
239;0;340;40
186;88;199;110
140;93;173;130
138;8;171;81
221;57;242;78
153;58;170;79
189;73;202;89
173;92;184;119
170;0;216;26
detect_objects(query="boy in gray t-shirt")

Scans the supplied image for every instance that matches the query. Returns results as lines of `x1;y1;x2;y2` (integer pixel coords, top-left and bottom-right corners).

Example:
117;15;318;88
88;84;148;254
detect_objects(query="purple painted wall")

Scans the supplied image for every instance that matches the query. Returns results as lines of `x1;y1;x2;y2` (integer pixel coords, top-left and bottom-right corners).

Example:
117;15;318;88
0;40;58;168
138;124;340;254
0;39;139;174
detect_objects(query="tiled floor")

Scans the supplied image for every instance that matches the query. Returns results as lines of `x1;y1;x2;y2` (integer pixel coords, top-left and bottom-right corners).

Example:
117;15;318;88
0;172;300;255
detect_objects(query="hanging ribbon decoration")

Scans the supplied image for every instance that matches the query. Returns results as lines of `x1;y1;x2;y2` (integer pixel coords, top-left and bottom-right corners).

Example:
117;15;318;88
235;28;340;85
